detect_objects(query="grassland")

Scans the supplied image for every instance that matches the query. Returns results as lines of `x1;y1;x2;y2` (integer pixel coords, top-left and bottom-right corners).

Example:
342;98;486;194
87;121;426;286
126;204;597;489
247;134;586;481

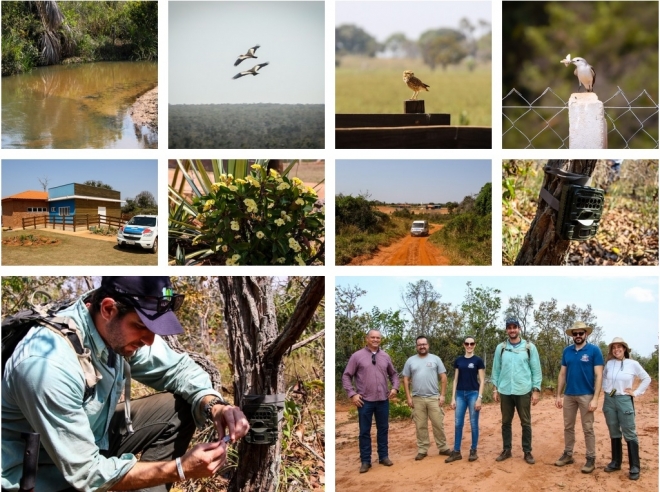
336;56;492;126
2;230;158;266
335;216;410;265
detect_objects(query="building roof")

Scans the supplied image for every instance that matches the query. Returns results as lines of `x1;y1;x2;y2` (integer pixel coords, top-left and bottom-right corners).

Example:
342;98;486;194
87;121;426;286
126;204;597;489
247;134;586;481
2;190;48;201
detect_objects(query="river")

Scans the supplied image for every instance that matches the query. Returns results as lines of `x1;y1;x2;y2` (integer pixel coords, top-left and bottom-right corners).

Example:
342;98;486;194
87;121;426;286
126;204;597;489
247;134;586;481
2;61;157;149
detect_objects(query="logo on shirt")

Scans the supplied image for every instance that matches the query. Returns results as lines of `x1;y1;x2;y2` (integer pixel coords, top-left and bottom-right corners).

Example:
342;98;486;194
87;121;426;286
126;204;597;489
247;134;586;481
581;354;590;362
426;362;434;368
468;363;475;369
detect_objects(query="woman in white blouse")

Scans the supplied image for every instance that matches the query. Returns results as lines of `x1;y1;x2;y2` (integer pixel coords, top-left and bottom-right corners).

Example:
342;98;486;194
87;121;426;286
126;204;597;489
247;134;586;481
601;337;651;481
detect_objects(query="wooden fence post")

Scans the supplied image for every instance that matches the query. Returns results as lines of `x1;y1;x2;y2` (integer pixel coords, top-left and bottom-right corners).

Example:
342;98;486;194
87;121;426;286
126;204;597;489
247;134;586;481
404;100;425;114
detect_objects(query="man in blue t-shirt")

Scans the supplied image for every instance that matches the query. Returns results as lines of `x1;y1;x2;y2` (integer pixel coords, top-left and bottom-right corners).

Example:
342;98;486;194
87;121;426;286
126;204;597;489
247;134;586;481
554;321;604;474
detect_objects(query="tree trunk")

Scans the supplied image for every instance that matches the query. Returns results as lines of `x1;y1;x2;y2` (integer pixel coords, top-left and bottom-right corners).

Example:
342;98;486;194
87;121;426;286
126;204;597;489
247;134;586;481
218;276;325;492
162;335;222;392
514;160;597;265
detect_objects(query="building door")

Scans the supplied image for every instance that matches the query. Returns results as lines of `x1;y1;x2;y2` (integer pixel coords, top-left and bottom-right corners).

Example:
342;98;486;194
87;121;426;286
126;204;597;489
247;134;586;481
98;206;106;217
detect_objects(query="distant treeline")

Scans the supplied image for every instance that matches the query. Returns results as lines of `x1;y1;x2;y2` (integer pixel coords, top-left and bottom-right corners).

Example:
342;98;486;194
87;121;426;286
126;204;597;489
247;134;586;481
2;1;157;76
169;104;325;149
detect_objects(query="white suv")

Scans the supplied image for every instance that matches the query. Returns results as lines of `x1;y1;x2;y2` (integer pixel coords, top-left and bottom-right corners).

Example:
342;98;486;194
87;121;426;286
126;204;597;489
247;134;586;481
117;215;158;253
410;220;429;237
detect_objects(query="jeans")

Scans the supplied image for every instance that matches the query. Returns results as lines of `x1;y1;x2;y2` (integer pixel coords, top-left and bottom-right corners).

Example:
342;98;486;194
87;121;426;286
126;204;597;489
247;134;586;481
412;396;448;454
562;394;596;458
500;392;532;452
59;392;196;492
454;390;480;451
357;399;389;463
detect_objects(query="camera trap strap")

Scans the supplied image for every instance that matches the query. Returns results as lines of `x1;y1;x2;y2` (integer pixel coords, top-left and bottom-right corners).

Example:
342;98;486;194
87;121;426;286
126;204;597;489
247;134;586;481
540;165;592;211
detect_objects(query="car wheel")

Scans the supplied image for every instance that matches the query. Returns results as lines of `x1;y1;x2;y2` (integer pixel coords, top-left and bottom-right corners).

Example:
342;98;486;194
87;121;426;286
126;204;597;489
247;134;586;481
118;242;125;249
151;238;158;254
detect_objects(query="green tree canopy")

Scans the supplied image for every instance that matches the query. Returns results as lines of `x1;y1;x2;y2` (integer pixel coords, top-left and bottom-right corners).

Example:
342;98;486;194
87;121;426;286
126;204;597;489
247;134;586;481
335;24;380;57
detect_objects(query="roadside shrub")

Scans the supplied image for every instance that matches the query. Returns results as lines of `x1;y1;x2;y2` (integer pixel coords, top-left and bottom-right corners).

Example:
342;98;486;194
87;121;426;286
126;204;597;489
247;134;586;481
336;194;386;232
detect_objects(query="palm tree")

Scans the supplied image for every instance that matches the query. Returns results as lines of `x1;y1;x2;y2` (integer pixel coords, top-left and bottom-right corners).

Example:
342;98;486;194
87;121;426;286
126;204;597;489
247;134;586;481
31;1;67;64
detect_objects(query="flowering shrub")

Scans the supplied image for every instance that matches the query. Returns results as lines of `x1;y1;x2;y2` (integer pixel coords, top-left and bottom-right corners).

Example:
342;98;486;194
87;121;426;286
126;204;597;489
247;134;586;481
189;164;324;265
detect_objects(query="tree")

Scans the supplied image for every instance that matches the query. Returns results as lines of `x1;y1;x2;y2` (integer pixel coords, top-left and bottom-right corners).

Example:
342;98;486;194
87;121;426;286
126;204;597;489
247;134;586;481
474;182;492;216
460;282;501;371
218;276;324;492
32;0;66;65
83;180;114;190
400;279;443;339
504;294;535;338
38;176;50;191
419;28;468;70
335;24;380;57
134;190;157;209
382;32;420;58
515;160;597;265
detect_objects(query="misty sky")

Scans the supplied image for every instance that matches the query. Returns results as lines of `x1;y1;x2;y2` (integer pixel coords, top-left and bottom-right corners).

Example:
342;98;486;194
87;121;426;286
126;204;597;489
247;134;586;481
2;160;158;200
336;275;659;358
336;160;491;203
336;1;492;42
169;1;325;105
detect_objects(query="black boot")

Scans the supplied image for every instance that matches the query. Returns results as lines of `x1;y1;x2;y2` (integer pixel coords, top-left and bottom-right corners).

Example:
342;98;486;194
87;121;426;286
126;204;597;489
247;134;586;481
626;440;640;480
604;438;622;472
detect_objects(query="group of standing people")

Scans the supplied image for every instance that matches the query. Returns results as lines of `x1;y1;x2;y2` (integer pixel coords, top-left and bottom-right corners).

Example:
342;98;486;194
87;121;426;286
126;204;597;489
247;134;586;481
342;319;651;481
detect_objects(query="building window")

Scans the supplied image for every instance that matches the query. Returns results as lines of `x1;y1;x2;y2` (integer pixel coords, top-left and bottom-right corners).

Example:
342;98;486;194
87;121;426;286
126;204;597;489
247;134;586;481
27;207;46;212
51;207;55;212
58;207;70;216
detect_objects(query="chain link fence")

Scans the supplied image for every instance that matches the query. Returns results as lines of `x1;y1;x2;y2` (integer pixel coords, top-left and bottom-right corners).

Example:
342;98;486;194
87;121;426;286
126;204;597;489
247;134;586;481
502;87;659;149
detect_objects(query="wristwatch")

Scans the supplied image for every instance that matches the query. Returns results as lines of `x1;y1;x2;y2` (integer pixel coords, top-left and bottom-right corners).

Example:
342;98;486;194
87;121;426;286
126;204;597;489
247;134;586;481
532;388;541;393
203;397;229;421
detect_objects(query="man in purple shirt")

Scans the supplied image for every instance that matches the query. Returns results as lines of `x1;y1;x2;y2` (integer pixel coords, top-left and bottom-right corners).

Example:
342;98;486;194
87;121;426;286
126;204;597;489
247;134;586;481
342;329;400;474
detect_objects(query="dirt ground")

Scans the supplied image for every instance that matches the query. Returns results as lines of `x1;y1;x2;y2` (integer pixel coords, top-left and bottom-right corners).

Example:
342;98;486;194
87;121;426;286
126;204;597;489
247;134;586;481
349;224;449;266
129;86;158;130
335;382;658;492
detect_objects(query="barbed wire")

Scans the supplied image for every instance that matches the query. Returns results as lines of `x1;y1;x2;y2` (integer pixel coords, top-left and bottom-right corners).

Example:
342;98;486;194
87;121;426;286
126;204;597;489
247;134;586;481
502;87;659;149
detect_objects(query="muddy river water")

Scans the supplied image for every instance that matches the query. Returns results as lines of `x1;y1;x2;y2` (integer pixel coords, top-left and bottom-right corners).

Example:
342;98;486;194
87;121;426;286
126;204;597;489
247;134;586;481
2;61;157;149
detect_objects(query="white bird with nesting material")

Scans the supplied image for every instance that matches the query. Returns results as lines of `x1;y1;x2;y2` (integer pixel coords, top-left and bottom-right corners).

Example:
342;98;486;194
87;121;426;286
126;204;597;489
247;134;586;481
232;62;269;79
234;45;260;66
561;54;596;92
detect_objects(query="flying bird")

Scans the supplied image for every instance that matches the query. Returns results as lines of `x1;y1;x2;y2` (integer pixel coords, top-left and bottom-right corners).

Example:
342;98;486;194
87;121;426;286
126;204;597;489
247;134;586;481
568;57;596;93
232;62;270;79
403;70;430;100
234;45;260;66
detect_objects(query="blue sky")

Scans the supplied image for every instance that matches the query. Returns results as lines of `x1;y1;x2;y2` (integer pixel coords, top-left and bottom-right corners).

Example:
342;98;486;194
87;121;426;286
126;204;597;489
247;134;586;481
1;160;158;200
336;275;659;357
336;1;492;43
336;160;491;203
169;1;324;104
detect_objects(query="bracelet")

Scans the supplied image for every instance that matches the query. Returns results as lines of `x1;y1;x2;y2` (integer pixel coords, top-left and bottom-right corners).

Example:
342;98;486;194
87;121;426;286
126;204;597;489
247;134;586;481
204;397;229;422
477;395;482;399
175;457;186;481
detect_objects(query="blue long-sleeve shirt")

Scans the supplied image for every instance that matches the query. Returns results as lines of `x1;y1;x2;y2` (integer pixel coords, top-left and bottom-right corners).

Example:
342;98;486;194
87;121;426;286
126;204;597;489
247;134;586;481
491;339;542;396
1;296;222;491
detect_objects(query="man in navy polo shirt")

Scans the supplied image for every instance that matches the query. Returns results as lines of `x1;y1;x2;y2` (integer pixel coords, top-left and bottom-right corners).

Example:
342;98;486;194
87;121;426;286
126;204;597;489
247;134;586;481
554;321;604;474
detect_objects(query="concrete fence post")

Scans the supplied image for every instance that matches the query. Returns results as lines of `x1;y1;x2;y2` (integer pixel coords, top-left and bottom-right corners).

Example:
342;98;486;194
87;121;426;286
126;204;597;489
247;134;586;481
568;92;607;149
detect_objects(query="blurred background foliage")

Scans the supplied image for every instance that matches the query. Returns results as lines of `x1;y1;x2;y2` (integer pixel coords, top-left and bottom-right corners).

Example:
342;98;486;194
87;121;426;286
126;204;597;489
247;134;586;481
502;1;659;148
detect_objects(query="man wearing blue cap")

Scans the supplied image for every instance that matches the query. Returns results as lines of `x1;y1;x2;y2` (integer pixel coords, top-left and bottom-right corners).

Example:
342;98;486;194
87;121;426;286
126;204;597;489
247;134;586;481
1;276;250;492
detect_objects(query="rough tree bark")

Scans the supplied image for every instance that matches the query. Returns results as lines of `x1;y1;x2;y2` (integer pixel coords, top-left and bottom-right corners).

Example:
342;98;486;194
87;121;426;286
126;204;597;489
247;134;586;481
218;276;325;492
514;160;597;265
162;335;222;392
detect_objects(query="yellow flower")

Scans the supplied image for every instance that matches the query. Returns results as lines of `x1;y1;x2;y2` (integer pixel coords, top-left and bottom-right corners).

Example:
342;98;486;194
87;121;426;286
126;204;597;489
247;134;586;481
275;219;285;226
295;198;305;206
277;182;291;191
230;221;240;231
211;183;220;192
295;255;305;266
267;202;274;209
236;178;247;185
288;238;301;252
228;185;238;192
203;199;215;211
305;186;317;196
292;177;303;186
226;257;237;266
232;254;240;262
244;198;258;213
269;168;280;178
256;231;265;239
251;164;262;170
246;175;261;188
276;257;286;264
222;245;228;252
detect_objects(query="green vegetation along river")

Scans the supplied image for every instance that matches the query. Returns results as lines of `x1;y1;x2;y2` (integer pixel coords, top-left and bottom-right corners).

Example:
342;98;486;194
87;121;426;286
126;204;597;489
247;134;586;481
2;61;157;149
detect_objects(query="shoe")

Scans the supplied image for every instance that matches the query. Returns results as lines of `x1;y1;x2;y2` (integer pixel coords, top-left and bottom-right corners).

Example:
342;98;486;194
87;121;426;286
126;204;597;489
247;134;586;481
524;452;535;464
605;438;622;472
469;449;478;462
379;457;393;466
445;451;462;463
495;449;512;462
414;453;427;461
438;449;452;456
359;462;371;473
555;452;574;467
626;440;640;480
581;457;596;474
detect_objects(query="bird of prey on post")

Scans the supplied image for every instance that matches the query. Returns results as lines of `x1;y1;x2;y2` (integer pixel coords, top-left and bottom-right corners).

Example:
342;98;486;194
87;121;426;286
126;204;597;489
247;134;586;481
232;62;270;79
234;45;260;66
561;54;596;92
403;70;430;100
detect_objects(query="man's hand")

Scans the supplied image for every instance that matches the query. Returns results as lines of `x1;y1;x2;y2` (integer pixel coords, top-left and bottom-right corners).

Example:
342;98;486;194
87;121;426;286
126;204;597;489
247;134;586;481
351;394;364;408
531;391;540;406
388;388;397;400
438;394;445;406
493;389;499;403
211;405;250;443
407;397;414;408
555;396;563;409
588;397;598;412
181;440;228;479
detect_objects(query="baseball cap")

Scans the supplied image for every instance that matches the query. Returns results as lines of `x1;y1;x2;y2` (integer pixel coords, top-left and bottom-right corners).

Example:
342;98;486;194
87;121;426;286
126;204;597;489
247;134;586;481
101;277;185;335
505;317;520;327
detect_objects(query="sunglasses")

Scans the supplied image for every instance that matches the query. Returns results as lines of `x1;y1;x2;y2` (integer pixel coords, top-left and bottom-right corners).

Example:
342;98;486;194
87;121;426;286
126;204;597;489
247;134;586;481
572;331;586;337
371;353;376;365
119;293;185;313
464;342;475;346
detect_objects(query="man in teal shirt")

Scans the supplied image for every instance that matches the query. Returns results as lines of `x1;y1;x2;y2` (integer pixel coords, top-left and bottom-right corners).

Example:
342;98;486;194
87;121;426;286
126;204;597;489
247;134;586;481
491;318;542;465
2;277;250;491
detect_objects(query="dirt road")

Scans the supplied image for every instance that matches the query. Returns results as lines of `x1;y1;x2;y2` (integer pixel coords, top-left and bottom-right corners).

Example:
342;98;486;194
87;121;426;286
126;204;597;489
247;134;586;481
335;382;658;492
349;224;450;266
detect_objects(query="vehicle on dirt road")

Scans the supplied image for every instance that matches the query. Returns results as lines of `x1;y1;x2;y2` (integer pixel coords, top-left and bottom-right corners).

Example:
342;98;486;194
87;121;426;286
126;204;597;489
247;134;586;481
410;220;429;237
117;215;158;253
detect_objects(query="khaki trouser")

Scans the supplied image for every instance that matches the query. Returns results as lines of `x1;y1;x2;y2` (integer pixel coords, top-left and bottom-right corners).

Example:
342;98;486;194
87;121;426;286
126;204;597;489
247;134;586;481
412;395;449;454
563;394;596;458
